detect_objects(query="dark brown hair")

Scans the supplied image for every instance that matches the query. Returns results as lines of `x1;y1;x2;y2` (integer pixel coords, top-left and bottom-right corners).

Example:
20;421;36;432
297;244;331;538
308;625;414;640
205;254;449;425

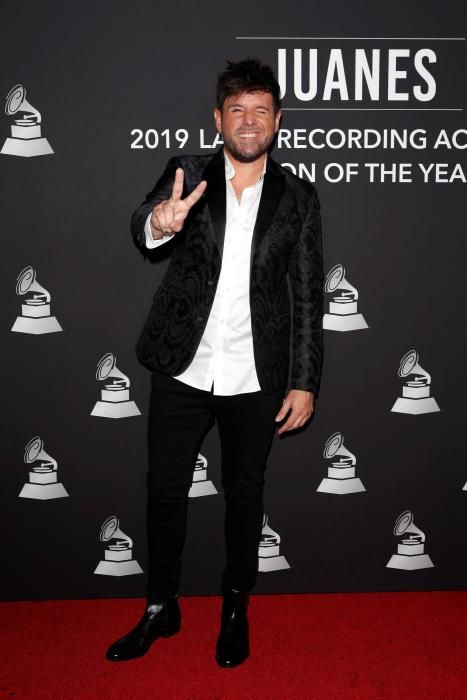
216;57;281;113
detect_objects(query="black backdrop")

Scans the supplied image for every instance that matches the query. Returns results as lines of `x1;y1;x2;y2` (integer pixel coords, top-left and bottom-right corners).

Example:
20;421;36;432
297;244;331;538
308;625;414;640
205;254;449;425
2;0;466;601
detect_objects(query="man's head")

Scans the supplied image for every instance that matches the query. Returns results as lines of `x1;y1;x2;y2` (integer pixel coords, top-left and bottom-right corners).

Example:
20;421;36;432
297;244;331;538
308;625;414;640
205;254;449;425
214;58;282;163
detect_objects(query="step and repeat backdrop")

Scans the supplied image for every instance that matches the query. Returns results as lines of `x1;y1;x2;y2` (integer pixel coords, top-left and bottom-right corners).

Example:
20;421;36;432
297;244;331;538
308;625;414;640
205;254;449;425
2;1;466;600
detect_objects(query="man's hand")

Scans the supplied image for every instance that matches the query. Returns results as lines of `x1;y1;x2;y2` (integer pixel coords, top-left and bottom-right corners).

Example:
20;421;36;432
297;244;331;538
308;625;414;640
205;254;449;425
150;168;207;238
275;389;315;435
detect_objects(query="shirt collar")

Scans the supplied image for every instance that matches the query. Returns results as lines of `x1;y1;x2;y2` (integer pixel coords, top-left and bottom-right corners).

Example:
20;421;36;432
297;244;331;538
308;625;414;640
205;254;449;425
223;148;267;183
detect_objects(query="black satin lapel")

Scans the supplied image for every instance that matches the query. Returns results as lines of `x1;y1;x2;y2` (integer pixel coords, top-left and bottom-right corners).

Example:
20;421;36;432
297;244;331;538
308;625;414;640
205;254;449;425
250;169;285;278
202;150;226;260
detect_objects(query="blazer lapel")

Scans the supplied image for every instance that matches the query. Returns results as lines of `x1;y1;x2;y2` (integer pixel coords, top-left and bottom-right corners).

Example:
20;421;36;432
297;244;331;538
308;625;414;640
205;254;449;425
202;147;226;259
201;148;286;270
249;156;285;278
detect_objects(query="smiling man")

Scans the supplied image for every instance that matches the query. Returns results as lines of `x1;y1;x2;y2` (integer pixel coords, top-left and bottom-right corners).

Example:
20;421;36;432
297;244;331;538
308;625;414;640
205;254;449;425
106;57;324;667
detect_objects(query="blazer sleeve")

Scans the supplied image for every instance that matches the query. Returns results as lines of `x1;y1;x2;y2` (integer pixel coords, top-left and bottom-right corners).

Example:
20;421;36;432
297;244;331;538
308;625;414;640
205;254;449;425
130;156;180;256
288;188;324;396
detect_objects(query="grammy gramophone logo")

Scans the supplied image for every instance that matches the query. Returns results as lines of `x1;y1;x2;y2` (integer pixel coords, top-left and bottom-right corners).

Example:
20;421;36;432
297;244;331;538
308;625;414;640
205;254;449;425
91;353;141;418
323;264;368;331
391;350;440;415
189;453;218;498
258;513;290;572
19;436;69;500
94;515;143;576
1;83;53;157
317;431;365;494
386;510;434;570
11;266;62;334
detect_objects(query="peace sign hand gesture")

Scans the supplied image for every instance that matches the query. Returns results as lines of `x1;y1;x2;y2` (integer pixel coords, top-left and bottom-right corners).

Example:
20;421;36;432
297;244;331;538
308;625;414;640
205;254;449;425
150;168;207;238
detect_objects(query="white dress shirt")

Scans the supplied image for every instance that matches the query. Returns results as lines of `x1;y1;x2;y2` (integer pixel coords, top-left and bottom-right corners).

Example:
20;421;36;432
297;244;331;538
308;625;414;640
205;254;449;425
144;150;266;395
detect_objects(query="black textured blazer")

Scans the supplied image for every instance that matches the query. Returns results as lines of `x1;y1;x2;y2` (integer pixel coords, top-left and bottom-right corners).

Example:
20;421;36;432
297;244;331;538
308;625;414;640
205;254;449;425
130;146;324;396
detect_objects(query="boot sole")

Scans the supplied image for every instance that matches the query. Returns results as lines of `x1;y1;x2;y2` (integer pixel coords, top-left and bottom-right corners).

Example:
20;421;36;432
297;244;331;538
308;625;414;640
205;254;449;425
105;622;181;661
215;652;250;668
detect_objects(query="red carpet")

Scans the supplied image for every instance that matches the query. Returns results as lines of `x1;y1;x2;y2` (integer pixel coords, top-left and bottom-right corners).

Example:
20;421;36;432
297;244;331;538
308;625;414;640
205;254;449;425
1;591;466;699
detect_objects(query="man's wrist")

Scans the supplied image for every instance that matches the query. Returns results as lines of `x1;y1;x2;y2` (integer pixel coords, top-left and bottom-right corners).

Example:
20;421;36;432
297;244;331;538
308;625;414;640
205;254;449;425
289;385;317;396
144;213;174;249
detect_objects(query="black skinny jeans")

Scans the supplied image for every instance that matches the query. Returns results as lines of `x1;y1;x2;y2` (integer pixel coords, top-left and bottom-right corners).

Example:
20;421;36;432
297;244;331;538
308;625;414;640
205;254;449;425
146;369;286;603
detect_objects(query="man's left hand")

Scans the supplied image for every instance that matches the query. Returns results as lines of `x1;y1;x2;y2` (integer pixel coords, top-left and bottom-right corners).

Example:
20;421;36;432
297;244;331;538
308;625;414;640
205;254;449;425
275;390;315;435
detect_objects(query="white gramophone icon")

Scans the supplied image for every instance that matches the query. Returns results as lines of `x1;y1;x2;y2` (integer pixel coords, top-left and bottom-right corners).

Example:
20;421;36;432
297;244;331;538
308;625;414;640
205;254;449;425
323;264;368;331
386;510;434;570
258;513;290;572
19;436;68;499
189;453;218;497
11;266;62;334
1;83;53;157
391;350;440;415
317;431;365;494
91;353;141;418
94;515;143;576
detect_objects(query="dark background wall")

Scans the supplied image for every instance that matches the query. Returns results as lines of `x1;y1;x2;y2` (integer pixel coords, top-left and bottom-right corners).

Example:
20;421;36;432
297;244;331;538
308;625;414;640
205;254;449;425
1;0;466;601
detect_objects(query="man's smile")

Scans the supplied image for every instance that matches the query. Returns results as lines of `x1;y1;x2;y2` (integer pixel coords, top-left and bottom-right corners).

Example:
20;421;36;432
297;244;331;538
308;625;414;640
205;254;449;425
236;131;262;138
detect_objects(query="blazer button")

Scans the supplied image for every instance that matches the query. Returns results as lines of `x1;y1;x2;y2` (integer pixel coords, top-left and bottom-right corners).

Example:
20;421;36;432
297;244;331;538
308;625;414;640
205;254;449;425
207;280;214;286
197;316;204;322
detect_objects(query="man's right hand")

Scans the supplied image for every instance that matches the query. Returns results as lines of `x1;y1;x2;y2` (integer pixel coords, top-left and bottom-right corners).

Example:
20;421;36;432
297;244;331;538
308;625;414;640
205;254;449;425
150;168;207;239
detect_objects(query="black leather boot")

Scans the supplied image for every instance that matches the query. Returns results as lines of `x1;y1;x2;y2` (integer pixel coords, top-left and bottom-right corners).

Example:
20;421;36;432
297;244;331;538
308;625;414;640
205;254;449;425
215;590;250;667
105;597;181;661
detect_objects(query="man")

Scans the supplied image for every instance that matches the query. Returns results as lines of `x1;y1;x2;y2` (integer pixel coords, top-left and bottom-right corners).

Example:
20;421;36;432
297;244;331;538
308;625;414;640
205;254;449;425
106;58;324;667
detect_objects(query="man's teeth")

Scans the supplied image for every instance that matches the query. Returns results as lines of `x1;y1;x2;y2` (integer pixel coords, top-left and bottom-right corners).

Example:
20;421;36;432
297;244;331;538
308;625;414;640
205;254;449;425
238;133;258;138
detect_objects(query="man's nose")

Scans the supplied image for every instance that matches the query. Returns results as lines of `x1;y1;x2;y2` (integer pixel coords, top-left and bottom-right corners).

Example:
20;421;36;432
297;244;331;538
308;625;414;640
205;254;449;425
242;111;256;125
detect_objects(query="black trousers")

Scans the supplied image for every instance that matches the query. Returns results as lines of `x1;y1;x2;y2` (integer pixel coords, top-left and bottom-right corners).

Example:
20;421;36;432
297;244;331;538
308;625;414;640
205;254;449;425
146;369;286;603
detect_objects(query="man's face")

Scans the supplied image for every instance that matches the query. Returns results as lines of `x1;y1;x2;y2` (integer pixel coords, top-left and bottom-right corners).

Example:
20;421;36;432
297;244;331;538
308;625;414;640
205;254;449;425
214;91;281;163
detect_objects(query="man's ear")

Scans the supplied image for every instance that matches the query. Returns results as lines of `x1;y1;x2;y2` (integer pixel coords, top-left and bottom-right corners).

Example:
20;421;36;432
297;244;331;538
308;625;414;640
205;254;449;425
213;108;222;133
